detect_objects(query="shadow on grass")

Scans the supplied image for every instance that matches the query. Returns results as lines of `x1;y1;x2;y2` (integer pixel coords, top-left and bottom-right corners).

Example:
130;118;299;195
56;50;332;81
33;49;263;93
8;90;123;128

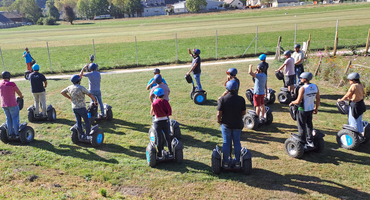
155;159;213;174
242;131;286;145
29;140;118;164
181;123;221;138
202;99;218;106
320;94;343;101
94;118;149;135
100;144;145;159
320;102;337;108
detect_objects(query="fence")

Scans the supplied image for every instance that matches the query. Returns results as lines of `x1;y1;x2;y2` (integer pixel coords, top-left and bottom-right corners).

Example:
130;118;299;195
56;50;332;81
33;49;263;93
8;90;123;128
0;19;369;76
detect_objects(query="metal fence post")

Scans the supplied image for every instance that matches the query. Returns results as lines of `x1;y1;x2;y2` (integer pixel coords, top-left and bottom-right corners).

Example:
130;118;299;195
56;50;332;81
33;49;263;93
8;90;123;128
255;26;258;55
215;30;218;60
46;42;53;72
0;47;4;71
135;36;138;66
294;23;297;45
175;33;178;62
93;39;97;64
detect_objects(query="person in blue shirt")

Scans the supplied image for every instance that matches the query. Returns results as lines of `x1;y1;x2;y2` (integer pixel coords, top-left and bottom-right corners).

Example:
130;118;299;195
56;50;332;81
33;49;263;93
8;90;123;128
22;47;33;72
249;64;267;122
79;63;104;117
146;68;167;90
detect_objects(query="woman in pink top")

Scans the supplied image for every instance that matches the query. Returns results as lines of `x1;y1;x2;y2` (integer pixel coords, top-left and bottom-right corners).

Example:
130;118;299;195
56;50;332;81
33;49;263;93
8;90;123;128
0;71;24;137
276;51;296;94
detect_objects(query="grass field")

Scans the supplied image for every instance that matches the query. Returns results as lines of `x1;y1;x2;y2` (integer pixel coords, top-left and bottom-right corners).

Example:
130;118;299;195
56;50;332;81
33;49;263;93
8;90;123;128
0;3;370;76
0;58;370;199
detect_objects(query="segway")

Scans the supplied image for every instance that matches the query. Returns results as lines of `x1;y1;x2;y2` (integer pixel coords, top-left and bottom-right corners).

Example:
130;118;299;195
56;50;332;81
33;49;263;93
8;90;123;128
185;74;207;105
243;106;273;130
211;145;252;175
146;126;183;167
24;60;36;80
27;104;56;122
70;124;104;148
87;99;113;124
276;71;302;104
170;119;181;139
284;130;325;159
0;122;35;144
245;88;276;105
336;101;370;150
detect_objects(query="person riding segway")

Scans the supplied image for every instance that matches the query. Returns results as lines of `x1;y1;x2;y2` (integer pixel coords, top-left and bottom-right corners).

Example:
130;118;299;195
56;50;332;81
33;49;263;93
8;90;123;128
185;48;207;105
218;68;240;100
336;72;369;149
213;80;251;175
285;72;324;159
276;51;296;104
292;44;305;85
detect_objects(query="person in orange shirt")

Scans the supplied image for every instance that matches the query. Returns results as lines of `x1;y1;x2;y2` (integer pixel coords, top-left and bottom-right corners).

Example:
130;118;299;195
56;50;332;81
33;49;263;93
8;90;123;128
338;72;366;136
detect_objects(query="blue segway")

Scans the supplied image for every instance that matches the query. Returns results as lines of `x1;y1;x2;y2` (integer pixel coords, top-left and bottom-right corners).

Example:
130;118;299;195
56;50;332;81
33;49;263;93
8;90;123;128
211;145;252;175
70;124;104;148
185;74;207;105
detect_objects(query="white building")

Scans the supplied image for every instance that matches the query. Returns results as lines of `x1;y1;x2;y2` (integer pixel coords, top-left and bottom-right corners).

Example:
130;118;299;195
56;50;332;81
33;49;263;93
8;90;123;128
246;0;261;6
272;0;299;7
141;0;167;16
222;0;244;8
173;1;187;13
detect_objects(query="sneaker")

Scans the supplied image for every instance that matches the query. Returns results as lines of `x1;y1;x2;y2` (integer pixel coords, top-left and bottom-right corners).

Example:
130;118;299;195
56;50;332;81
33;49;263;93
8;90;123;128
259;118;266;124
234;162;241;168
168;154;174;159
307;141;315;148
157;155;165;160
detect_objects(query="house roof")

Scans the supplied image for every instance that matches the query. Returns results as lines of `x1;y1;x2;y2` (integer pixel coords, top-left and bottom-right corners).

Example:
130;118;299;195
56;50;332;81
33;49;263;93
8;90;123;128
0;13;14;24
275;0;298;3
0;12;22;19
223;0;237;4
165;0;179;4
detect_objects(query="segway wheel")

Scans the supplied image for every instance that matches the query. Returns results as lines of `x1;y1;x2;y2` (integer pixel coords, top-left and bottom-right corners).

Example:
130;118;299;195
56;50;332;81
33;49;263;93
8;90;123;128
19;126;35;144
28;110;35;122
0;127;9;144
277;91;292;104
268;93;276;104
190;91;194;100
173;126;181;140
313;137;325;153
243;115;258;130
175;148;183;164
193;92;206;105
71;129;79;144
265;112;273;125
24;71;31;80
146;143;157;167
336;129;359;150
242;158;252;175
106;108;113;121
91;128;104;147
47;108;56;122
284;137;304;158
211;155;221;174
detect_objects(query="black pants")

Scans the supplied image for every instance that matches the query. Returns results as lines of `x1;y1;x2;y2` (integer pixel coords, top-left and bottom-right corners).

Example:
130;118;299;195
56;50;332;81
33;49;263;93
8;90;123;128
297;110;313;143
153;119;172;156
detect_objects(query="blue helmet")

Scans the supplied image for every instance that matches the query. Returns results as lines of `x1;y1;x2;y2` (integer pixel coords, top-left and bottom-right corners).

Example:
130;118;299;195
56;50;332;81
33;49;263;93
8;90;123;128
71;75;81;84
154;74;162;84
153;88;164;97
347;72;360;80
2;71;10;79
226;80;238;92
284;50;291;56
193;49;201;55
299;72;313;81
259;54;266;61
294;44;301;48
32;64;40;71
153;68;160;74
89;54;94;62
89;63;98;71
226;68;237;76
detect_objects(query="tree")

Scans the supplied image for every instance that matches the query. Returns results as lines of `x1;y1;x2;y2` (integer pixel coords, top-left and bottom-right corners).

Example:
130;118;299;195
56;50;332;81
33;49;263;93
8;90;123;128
77;0;93;19
63;4;75;24
90;0;109;16
111;0;124;17
22;0;42;23
1;0;15;7
124;0;141;17
54;0;77;11
46;0;60;20
186;0;207;13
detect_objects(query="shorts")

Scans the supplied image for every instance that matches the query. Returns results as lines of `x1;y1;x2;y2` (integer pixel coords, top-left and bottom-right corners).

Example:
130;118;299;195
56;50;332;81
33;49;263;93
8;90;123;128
253;94;265;107
285;75;295;86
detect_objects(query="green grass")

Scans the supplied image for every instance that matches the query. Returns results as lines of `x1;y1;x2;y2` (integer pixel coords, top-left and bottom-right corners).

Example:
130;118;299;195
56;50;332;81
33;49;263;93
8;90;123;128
0;58;370;199
0;3;370;76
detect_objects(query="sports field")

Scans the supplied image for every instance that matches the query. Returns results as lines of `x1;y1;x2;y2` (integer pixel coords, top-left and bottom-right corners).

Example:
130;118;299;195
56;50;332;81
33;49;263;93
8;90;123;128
0;3;370;76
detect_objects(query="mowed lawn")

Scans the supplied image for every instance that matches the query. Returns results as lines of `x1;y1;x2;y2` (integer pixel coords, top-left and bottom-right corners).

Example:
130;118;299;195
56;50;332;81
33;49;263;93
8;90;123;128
0;3;370;76
0;59;369;199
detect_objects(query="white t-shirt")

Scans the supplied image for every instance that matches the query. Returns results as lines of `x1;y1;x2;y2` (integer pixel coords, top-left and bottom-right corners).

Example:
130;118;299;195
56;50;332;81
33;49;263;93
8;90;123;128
292;51;304;65
300;83;318;112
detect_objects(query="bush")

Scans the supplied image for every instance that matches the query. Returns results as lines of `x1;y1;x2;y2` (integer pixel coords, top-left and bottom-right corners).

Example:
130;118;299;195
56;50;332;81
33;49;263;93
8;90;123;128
218;3;222;7
233;5;238;9
223;3;229;8
44;16;56;25
36;18;44;25
99;188;107;197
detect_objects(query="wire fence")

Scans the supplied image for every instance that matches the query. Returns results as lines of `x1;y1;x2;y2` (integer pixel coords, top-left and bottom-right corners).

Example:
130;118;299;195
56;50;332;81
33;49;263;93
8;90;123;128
0;19;369;76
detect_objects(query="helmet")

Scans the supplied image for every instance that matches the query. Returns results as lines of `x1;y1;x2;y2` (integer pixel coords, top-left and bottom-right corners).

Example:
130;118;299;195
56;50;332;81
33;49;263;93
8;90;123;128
226;80;238;92
347;72;360;80
2;71;10;79
154;74;162;84
294;44;301;48
71;75;81;84
283;50;291;56
299;72;313;81
226;68;237;76
257;64;266;72
259;54;266;61
89;54;94;62
153;68;160;74
32;64;40;71
25;47;28;50
89;63;98;71
193;49;201;55
153;88;164;97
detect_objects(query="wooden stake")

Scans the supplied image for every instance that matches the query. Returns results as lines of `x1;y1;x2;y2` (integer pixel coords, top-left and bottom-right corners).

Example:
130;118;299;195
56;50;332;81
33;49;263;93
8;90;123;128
275;36;282;61
305;34;311;58
333;31;338;56
365;29;370;56
337;60;352;87
314;55;322;76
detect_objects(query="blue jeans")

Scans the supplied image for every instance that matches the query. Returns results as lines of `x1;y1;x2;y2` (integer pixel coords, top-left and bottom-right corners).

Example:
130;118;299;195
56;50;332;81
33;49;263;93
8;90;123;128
221;124;242;163
348;106;363;133
193;73;202;90
90;90;104;115
294;66;303;85
2;106;20;136
73;107;91;135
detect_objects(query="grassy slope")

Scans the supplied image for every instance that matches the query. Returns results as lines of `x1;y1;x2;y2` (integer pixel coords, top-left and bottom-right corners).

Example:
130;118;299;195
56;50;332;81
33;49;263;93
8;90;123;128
0;59;369;199
0;3;370;76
